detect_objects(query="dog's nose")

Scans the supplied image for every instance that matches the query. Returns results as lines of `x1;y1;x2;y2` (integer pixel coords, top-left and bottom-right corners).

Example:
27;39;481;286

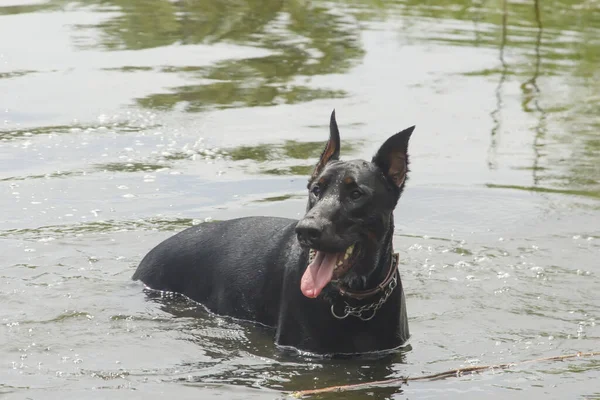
295;220;322;244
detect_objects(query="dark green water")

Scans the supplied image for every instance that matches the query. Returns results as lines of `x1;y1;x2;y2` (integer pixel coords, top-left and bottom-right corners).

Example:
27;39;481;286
1;0;599;399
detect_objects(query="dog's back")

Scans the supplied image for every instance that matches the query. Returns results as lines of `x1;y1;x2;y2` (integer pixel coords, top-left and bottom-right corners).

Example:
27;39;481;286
133;216;300;325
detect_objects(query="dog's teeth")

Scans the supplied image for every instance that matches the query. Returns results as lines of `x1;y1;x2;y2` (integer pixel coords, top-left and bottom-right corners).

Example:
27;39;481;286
308;249;316;263
340;244;354;261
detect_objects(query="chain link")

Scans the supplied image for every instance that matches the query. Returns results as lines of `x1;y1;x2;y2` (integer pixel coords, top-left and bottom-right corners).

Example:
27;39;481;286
330;274;398;321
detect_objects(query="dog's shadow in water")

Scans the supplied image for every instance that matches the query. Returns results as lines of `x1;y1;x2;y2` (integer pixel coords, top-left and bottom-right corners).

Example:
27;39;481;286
146;290;408;397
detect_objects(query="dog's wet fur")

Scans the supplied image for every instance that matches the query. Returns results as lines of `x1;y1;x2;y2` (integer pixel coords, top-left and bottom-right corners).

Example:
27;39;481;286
133;111;415;355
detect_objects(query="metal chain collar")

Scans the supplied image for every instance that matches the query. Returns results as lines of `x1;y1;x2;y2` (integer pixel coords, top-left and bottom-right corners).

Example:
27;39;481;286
330;271;398;321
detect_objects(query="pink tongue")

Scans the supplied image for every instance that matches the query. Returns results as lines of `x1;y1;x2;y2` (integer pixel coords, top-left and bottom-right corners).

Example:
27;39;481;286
301;251;339;298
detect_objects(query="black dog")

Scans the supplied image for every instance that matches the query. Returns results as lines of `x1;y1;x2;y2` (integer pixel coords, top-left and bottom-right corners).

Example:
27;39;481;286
133;111;415;355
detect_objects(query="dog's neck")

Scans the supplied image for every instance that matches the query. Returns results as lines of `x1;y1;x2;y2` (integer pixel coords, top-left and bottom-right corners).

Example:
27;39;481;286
367;217;396;289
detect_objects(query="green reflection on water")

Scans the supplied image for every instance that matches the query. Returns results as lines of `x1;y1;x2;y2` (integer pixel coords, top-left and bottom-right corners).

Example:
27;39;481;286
0;218;206;239
70;0;363;111
227;139;360;161
0;125;75;141
221;139;361;175
262;165;314;176
0;2;57;15
137;83;346;111
0;70;36;79
2;0;599;198
0;170;84;182
407;0;600;199
0;123;157;142
96;162;169;173
253;194;301;203
228;144;273;162
486;183;600;200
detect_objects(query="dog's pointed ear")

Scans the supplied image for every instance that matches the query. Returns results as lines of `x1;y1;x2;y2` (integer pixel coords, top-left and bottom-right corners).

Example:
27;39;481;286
309;109;341;183
372;125;415;187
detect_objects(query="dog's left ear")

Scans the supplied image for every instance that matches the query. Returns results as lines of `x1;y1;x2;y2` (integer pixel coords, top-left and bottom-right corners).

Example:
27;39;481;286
372;125;415;187
309;110;341;183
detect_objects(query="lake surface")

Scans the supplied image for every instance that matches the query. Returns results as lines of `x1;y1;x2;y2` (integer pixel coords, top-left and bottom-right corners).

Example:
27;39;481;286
1;0;599;398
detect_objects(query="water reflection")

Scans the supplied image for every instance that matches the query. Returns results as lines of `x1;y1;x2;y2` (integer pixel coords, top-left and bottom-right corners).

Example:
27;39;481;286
488;0;508;170
0;70;36;79
262;165;314;176
486;183;600;200
0;122;155;142
2;0;599;198
521;0;547;185
224;139;361;175
67;0;599;195
74;0;362;111
137;83;346;111
227;139;360;161
0;218;200;240
253;194;301;203
417;0;600;197
96;162;167;172
0;2;55;16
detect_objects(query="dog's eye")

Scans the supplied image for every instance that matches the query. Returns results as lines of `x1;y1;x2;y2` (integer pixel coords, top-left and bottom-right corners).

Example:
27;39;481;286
350;189;363;200
311;185;321;197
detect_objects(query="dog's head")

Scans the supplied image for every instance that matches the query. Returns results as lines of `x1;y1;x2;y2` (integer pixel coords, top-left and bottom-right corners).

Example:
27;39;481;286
295;110;415;299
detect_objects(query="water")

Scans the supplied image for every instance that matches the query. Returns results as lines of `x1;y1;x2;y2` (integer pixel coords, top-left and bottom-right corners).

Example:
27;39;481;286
1;0;599;398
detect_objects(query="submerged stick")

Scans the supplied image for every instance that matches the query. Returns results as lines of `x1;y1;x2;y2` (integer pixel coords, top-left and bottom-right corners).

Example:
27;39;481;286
291;351;600;398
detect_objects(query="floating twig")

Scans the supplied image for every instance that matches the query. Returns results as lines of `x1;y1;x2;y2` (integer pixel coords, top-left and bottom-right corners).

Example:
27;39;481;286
291;351;600;398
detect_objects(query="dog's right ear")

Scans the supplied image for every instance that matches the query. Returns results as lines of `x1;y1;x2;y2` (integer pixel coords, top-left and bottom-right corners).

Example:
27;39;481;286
309;110;340;184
